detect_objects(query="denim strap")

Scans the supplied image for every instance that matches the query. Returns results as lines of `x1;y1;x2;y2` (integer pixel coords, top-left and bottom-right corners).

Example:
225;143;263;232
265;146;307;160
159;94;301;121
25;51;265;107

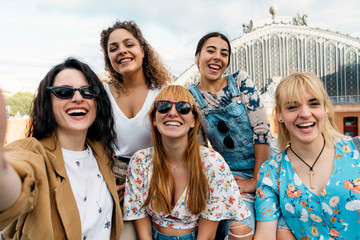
188;85;207;109
188;74;240;109
226;74;240;97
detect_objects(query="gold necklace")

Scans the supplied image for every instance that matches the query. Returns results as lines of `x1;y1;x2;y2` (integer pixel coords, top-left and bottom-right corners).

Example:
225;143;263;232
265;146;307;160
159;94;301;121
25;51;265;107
289;134;326;189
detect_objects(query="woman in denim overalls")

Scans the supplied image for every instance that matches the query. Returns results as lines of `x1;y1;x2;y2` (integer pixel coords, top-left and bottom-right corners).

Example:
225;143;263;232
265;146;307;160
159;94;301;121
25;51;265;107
188;32;294;240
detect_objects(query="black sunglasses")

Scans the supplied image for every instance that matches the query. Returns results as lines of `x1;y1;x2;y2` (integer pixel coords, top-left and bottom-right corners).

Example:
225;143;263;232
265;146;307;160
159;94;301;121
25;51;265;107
46;86;100;99
155;100;193;115
217;120;235;149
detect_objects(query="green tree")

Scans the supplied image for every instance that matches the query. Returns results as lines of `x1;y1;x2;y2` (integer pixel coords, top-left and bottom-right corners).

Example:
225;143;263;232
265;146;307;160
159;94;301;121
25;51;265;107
5;92;35;117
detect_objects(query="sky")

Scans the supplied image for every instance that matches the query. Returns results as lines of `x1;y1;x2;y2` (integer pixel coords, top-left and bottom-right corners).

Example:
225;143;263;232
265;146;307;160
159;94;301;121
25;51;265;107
1;0;360;93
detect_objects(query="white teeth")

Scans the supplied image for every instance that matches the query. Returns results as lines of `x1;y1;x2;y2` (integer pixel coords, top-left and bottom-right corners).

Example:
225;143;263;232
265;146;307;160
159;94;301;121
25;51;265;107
164;121;180;126
120;59;131;63
298;122;313;127
67;109;87;114
209;65;220;70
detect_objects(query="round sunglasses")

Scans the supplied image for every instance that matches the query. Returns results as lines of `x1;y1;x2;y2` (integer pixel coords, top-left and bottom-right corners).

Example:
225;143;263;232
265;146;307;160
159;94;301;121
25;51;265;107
154;100;193;115
217;120;235;149
46;86;100;99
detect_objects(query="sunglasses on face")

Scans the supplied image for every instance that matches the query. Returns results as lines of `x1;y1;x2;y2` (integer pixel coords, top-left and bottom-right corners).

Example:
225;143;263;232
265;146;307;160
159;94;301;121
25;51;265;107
154;100;193;115
46;86;99;99
217;120;235;149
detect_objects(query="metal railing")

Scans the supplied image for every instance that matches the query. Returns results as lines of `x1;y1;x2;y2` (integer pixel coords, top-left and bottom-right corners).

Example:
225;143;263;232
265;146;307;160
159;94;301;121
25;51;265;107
330;95;360;105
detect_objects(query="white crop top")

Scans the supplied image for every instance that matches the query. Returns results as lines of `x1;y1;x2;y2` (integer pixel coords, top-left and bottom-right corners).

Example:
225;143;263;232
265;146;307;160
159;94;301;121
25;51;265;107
123;147;250;229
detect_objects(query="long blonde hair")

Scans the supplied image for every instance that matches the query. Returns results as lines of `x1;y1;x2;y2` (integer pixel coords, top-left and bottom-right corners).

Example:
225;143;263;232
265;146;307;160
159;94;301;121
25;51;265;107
275;72;345;151
144;85;209;215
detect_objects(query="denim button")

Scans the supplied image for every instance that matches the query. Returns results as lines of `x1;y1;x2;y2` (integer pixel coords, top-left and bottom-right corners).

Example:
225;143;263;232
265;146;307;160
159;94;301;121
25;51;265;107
237;99;242;104
204;110;208;115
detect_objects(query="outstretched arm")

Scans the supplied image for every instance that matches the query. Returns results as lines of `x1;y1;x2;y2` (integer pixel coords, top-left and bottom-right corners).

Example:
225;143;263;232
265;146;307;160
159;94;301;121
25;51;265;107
0;91;22;212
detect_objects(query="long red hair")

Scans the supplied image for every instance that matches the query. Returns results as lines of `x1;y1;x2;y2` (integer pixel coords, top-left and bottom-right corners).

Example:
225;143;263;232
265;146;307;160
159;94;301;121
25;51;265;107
144;85;209;215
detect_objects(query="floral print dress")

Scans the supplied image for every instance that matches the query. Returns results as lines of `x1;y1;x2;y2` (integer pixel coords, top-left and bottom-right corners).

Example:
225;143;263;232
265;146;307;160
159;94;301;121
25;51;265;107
123;146;250;229
255;138;360;240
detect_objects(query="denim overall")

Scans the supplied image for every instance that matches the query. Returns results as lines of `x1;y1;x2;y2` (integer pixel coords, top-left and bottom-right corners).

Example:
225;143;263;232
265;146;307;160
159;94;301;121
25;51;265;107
188;73;255;173
188;73;256;238
189;73;286;238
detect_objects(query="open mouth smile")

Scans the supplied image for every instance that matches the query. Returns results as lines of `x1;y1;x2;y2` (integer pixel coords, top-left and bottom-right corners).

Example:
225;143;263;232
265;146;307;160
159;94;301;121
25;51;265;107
118;58;132;64
164;121;182;127
66;108;88;117
297;122;315;129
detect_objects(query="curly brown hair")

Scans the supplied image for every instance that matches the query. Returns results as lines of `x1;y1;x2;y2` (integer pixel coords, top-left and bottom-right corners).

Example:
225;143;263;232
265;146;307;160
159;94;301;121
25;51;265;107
100;20;173;92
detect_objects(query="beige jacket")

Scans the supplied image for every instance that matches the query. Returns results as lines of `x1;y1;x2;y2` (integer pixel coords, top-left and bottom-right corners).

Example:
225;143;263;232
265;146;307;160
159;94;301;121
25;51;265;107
0;135;123;239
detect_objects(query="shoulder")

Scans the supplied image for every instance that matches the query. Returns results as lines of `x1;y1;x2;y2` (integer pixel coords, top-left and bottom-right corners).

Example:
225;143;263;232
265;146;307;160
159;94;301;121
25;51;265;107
260;151;284;174
335;137;360;157
151;83;168;93
129;147;154;165
4;138;50;176
148;87;164;99
103;83;111;94
5;137;46;153
200;146;229;172
200;146;223;162
228;70;250;81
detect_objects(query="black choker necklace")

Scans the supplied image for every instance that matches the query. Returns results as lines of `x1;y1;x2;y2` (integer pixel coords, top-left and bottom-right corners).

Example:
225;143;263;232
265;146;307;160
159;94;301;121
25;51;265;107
289;134;326;189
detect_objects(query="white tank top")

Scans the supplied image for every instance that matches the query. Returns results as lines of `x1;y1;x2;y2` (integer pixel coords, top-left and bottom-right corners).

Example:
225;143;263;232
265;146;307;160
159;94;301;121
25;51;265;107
104;83;163;158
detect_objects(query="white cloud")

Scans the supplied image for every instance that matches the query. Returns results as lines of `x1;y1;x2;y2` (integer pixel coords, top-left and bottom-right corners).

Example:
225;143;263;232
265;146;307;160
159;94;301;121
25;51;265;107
37;0;85;8
1;0;360;92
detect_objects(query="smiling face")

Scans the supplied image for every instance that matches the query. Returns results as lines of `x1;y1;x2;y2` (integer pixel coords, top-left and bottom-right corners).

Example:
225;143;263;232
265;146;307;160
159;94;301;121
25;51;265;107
51;69;96;139
197;36;229;83
153;98;195;142
107;28;145;77
277;88;326;146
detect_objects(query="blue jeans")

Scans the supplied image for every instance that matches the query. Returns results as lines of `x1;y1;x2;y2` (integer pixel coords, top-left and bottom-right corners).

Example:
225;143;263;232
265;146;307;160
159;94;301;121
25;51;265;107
152;226;197;240
216;171;255;239
216;171;289;239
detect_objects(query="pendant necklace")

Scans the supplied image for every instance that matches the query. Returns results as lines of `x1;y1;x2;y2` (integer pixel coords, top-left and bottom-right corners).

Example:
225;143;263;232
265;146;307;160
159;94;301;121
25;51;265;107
289;134;326;189
172;162;184;176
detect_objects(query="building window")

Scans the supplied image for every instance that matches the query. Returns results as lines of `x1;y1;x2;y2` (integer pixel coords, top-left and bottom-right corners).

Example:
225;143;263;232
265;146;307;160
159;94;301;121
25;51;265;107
343;117;358;136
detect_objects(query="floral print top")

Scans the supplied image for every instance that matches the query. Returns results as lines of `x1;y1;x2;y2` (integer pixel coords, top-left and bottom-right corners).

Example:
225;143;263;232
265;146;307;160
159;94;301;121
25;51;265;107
123;146;250;229
255;138;360;239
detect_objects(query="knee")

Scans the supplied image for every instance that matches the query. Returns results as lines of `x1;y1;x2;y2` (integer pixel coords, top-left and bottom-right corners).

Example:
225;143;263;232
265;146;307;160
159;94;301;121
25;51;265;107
227;221;254;240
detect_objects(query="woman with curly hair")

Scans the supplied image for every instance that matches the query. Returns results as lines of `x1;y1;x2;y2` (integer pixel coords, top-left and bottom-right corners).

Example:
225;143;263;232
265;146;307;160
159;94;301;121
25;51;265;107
100;20;173;238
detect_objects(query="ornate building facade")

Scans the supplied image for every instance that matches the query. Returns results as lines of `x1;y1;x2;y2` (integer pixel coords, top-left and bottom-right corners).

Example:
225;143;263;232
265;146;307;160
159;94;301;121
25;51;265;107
176;8;360;136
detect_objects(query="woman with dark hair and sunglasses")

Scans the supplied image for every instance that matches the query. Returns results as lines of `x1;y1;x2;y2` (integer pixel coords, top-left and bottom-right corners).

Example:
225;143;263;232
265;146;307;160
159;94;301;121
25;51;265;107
123;85;250;240
187;32;290;239
0;58;122;239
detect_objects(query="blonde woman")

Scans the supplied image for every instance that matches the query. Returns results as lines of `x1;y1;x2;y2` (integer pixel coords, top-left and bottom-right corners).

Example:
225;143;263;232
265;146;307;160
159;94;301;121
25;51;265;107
255;72;360;239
